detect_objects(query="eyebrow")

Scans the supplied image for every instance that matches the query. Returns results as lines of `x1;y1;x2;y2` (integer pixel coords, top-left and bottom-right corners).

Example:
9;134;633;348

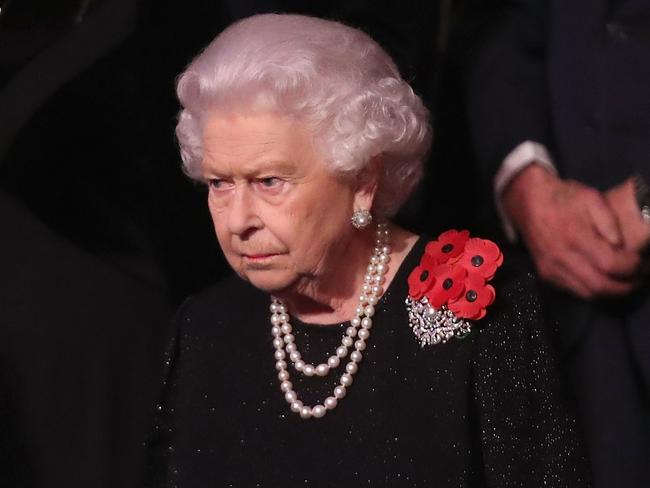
202;159;298;179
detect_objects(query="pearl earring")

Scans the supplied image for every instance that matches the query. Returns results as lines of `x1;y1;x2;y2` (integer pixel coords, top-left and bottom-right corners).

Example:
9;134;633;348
351;209;372;229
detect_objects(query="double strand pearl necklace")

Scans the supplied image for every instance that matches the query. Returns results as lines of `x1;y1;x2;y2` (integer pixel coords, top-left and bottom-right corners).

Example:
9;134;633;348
270;223;391;419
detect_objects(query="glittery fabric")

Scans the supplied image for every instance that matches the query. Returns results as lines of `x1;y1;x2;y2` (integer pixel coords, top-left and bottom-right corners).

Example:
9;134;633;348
146;237;591;487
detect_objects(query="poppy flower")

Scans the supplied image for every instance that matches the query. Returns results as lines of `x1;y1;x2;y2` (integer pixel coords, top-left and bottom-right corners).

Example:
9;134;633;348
455;238;504;280
448;271;496;320
425;229;470;264
407;254;438;299
424;263;467;308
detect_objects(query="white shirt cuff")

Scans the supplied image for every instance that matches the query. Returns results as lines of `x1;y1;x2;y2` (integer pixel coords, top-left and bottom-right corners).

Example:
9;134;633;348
494;141;558;242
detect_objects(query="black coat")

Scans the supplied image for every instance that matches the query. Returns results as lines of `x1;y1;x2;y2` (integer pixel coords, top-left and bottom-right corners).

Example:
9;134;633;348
148;236;590;487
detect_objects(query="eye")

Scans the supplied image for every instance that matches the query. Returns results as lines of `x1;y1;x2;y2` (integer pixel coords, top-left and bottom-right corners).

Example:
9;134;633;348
254;177;286;194
208;178;232;191
258;177;282;188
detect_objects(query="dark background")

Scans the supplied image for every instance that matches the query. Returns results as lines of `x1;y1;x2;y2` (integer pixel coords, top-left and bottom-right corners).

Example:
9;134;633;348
0;1;498;486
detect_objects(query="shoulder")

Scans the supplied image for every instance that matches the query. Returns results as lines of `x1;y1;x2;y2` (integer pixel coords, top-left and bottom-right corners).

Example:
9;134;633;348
172;273;269;349
178;273;267;324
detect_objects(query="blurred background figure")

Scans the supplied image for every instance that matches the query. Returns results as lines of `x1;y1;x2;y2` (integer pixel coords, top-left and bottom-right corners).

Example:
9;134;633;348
468;0;650;486
0;1;477;487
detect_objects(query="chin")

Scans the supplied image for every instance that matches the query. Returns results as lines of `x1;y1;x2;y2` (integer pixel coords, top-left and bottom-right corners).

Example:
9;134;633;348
242;269;297;294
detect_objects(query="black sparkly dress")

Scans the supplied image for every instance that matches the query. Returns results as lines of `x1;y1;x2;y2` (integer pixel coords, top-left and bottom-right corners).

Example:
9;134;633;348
147;237;591;487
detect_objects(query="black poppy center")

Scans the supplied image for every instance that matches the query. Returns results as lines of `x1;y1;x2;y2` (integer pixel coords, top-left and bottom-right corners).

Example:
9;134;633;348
419;270;429;282
466;290;478;302
471;255;484;267
441;243;454;253
442;278;454;290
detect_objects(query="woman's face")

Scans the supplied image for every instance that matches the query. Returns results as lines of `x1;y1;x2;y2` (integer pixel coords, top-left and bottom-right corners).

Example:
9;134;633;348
201;112;373;294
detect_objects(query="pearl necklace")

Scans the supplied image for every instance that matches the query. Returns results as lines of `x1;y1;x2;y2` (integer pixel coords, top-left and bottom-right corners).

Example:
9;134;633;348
270;223;391;419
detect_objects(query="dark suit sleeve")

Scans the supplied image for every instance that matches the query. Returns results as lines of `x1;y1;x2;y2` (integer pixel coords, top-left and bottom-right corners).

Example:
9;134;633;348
467;0;556;190
472;272;591;487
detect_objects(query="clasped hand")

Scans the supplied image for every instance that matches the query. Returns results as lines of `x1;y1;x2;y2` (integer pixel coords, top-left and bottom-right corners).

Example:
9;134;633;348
503;165;650;299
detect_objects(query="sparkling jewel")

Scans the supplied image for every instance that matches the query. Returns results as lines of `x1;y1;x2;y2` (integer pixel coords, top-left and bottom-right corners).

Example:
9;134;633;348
269;223;390;419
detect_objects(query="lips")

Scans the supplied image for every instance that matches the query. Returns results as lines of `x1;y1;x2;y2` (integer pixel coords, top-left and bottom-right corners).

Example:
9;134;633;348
244;253;278;260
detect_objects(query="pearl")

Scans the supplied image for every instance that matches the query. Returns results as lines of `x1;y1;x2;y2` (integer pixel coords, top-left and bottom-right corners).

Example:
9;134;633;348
303;364;315;377
315;364;329;376
324;396;338;410
269;224;391;419
300;407;312;419
312;405;326;418
327;356;340;368
340;373;353;386
334;386;347;399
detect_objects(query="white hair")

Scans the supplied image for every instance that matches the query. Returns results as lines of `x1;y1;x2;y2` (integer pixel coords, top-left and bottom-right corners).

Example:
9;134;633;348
176;13;431;217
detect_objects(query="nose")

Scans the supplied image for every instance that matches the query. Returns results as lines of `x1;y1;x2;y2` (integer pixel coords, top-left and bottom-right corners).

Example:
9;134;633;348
227;183;261;237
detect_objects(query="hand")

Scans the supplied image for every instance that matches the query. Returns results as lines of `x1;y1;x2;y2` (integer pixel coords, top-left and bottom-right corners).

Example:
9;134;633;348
502;165;641;299
605;178;650;254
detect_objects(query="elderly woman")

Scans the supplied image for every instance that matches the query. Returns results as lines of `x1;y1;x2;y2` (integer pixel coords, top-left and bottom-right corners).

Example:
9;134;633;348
149;14;590;487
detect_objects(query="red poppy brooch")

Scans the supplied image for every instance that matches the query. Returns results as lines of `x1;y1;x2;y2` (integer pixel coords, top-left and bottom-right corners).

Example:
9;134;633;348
406;230;504;346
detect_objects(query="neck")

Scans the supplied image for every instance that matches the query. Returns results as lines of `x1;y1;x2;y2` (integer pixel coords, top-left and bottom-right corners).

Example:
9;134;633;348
276;224;418;325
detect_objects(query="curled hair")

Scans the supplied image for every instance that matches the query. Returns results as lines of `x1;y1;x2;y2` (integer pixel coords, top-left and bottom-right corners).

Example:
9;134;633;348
176;14;431;217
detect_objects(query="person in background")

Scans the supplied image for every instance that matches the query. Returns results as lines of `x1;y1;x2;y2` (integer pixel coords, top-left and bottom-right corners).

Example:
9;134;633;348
468;1;650;486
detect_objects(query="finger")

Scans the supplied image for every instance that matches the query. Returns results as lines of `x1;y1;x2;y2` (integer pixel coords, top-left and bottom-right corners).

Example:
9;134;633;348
585;190;623;247
563;249;639;297
572;233;641;279
545;264;593;299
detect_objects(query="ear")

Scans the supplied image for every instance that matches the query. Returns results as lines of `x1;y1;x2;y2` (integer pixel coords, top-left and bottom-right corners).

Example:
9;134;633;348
352;154;382;213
